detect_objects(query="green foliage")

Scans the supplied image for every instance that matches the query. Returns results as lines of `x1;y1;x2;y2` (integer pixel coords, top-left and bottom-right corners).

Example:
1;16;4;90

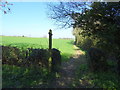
2;45;62;73
2;64;53;88
72;2;120;75
27;48;50;67
72;2;120;55
2;46;26;65
74;63;119;88
78;36;94;51
1;36;75;88
107;60;117;67
88;48;108;72
2;46;50;68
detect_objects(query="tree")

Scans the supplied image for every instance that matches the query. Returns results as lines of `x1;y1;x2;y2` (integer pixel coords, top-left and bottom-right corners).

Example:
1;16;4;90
49;2;120;50
76;2;120;50
48;2;120;74
48;2;120;50
47;2;90;28
0;0;13;14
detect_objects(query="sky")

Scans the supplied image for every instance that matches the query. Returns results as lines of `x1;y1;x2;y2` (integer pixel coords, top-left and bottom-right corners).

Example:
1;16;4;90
1;2;74;39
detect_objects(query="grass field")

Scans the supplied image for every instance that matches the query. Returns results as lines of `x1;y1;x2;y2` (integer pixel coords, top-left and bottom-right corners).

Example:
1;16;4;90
1;36;75;61
1;36;76;87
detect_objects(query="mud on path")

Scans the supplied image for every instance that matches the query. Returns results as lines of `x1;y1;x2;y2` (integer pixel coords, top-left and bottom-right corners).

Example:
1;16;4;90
49;45;87;88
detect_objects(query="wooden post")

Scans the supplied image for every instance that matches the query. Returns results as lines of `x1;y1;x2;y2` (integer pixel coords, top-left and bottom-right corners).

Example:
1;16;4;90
48;29;53;72
48;29;52;50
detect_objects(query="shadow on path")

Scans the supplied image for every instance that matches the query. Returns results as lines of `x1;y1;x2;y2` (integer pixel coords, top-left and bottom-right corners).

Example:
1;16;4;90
49;45;87;88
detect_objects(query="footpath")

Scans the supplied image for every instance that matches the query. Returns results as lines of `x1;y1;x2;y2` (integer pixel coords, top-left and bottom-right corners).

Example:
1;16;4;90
50;45;86;88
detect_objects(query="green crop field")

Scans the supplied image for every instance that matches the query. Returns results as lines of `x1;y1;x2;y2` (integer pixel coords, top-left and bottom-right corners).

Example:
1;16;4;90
0;36;75;61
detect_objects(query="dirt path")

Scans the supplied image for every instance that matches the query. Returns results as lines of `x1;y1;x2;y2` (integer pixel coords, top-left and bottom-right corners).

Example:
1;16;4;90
50;45;86;88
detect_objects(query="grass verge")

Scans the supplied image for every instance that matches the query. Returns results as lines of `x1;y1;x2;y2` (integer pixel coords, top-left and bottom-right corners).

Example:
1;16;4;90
73;60;119;89
2;64;55;88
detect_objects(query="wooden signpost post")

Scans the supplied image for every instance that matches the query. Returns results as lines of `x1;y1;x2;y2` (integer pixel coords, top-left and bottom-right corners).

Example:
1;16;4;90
48;29;53;72
48;29;52;50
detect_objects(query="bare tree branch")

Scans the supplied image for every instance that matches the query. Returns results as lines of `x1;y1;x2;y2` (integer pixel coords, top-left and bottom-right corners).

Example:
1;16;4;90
47;2;90;28
0;0;13;14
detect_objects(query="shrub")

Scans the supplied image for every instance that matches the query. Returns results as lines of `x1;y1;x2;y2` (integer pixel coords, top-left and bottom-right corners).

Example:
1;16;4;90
2;45;61;72
26;48;50;68
2;46;50;68
2;45;26;66
75;35;94;51
51;48;61;72
88;48;108;72
80;37;93;51
74;63;119;88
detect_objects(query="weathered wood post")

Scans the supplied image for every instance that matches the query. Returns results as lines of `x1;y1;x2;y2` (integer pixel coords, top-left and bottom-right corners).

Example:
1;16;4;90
48;29;53;72
48;29;52;50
